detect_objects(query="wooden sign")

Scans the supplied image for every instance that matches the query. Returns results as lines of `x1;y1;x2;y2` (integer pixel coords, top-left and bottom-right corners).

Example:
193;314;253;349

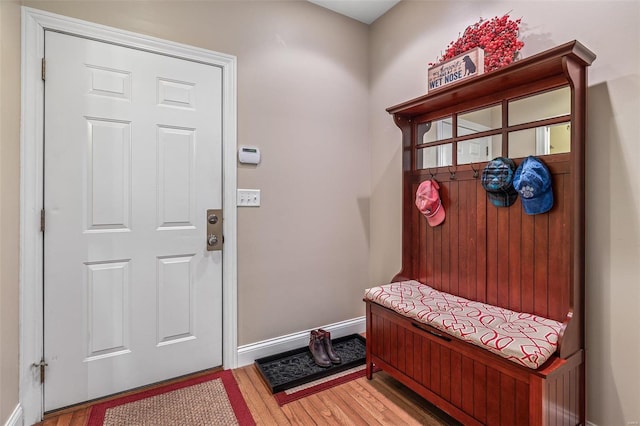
427;47;484;92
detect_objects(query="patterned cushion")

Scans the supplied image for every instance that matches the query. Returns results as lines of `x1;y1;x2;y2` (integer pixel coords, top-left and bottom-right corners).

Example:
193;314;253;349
364;280;563;369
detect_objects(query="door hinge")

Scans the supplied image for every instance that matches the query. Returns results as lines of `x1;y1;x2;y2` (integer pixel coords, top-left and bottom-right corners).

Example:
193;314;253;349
32;359;48;384
41;58;46;81
40;209;45;232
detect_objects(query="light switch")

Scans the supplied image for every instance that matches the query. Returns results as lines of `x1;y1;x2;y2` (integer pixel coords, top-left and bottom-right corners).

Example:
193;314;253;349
237;189;260;207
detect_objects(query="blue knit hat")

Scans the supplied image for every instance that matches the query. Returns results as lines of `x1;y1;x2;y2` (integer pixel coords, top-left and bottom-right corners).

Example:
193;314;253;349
481;157;518;207
513;156;554;215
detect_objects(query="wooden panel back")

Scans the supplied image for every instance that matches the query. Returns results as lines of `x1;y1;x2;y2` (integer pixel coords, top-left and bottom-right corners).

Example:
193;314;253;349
408;159;571;323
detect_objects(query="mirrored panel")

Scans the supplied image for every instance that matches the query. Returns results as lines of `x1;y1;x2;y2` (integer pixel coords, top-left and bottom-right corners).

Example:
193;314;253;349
458;105;502;136
508;86;571;126
419;116;453;144
508;122;571;157
457;135;502;165
417;144;453;169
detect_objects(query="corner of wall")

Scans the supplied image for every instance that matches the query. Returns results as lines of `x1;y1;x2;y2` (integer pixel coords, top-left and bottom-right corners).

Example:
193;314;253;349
1;0;24;423
237;316;365;367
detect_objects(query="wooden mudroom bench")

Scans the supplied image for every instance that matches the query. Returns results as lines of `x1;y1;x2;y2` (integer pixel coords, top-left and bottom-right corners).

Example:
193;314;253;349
365;41;595;426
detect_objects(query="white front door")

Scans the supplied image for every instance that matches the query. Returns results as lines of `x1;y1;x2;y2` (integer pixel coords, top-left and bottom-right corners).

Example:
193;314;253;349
43;30;223;411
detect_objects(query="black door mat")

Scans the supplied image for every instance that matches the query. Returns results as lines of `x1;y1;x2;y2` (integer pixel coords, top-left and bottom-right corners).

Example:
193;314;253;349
255;333;366;394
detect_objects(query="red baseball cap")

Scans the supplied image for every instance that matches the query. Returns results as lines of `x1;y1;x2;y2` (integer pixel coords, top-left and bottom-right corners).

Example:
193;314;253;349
415;180;445;227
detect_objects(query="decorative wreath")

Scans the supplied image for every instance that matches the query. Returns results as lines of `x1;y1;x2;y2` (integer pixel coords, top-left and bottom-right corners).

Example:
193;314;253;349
430;14;525;72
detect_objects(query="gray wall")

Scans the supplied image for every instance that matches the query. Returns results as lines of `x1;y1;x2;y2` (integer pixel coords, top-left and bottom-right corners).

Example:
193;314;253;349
0;0;22;421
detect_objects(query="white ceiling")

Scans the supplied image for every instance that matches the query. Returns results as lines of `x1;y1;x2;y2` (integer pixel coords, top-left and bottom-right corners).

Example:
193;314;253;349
308;0;400;24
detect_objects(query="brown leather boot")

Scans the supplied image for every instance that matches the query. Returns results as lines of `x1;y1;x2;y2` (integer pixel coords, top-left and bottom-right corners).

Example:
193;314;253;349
309;330;331;368
318;329;342;364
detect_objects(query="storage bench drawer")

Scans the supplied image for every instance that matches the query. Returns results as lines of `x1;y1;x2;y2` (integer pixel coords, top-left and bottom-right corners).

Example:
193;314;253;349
368;302;530;425
367;302;584;426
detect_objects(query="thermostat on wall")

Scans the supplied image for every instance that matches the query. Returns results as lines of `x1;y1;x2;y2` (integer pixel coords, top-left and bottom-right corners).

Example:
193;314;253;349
238;146;261;164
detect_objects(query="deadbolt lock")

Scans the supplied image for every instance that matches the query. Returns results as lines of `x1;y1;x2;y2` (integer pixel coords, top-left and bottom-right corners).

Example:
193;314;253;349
206;209;223;251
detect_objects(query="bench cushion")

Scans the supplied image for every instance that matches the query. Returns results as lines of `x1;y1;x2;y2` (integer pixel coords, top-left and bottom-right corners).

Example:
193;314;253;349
365;280;563;369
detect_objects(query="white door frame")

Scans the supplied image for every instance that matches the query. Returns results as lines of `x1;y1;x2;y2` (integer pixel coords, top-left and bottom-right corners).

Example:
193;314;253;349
20;7;238;423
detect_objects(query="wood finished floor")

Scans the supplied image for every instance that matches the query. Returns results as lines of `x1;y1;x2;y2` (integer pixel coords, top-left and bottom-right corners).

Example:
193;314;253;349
37;365;458;425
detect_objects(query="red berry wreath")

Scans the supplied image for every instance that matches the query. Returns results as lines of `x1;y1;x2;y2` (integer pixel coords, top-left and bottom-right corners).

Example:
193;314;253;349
430;14;525;72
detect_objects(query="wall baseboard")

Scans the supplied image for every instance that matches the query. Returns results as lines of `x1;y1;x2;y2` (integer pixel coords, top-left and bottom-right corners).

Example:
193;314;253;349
4;404;23;426
236;316;366;367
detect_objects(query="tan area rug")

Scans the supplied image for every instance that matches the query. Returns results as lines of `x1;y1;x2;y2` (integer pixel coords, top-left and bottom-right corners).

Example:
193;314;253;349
87;370;255;425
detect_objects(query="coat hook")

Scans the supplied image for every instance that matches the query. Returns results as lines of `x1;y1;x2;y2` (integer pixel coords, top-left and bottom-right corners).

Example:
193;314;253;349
429;167;436;180
470;164;479;178
448;165;456;180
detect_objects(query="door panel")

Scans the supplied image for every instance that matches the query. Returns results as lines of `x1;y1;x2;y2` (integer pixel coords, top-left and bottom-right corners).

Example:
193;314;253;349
44;31;223;411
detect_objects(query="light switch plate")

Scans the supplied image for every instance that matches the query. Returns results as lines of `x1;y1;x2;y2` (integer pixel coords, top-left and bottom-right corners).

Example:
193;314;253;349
237;189;260;207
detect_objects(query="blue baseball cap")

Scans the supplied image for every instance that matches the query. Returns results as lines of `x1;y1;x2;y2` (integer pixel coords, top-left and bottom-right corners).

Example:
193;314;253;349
481;157;518;207
513;156;553;215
